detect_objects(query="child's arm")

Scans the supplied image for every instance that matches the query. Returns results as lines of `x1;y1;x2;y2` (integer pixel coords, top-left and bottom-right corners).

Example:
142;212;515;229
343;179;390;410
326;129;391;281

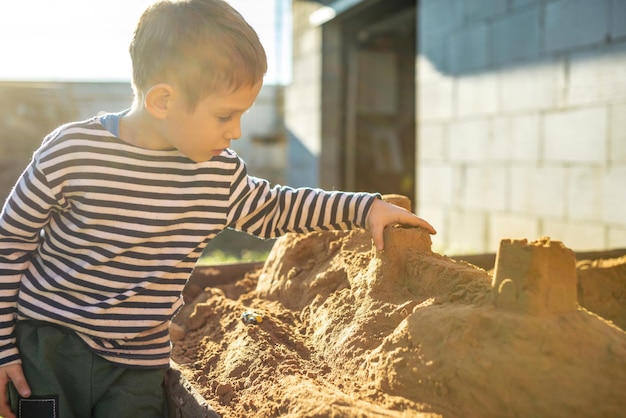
0;364;31;418
227;170;376;236
366;198;436;251
0;161;52;417
0;165;45;365
224;156;436;246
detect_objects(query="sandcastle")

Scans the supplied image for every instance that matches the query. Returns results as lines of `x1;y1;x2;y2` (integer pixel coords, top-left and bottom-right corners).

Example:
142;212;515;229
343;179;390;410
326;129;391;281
492;237;578;315
169;195;626;418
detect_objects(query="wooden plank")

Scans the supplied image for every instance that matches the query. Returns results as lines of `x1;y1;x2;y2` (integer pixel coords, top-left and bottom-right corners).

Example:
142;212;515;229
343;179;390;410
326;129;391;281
165;363;221;418
187;248;626;288
451;248;626;271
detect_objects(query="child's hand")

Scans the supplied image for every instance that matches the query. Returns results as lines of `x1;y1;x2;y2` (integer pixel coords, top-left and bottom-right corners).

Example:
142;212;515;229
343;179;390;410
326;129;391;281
366;198;436;251
0;364;31;418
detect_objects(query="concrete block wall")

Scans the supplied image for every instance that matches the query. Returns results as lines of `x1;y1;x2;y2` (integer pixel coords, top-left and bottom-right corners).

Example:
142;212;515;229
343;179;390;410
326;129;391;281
283;0;324;187
229;84;287;185
0;81;285;203
417;0;626;254
0;82;133;204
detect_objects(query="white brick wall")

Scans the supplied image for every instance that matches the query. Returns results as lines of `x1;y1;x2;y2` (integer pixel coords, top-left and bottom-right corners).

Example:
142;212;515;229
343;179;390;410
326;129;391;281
490;7;541;65
418;80;455;120
285;1;322;157
456;74;499;117
566;43;626;105
542;220;606;251
464;0;508;22
543;107;607;164
498;60;563;112
510;166;568;218
544;0;610;52
612;0;626;38
448;24;488;73
610;102;626;162
418;164;454;206
565;167;606;222
415;204;448;251
603;166;626;226
609;226;626;249
415;0;626;254
448;210;488;253
460;166;509;212
491;114;541;162
286;0;626;255
488;214;539;253
418;123;447;161
448;118;490;162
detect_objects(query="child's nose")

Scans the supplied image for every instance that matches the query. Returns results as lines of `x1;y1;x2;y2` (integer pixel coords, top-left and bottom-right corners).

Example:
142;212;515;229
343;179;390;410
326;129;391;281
227;120;242;140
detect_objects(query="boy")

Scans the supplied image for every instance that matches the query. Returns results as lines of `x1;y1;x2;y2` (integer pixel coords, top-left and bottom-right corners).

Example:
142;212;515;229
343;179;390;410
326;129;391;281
0;1;435;417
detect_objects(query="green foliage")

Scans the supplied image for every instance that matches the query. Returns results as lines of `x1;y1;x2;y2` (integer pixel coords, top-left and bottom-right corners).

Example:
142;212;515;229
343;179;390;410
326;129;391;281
197;249;269;266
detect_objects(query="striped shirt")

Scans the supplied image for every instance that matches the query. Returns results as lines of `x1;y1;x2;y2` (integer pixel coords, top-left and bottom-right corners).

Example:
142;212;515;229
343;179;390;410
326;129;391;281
0;117;377;368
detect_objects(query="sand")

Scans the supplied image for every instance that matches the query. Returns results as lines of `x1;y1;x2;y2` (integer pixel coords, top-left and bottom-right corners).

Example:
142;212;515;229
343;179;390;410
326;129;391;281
170;199;626;418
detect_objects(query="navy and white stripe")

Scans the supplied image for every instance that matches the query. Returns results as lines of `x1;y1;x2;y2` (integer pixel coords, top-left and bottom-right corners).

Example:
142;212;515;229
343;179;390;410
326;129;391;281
0;118;377;368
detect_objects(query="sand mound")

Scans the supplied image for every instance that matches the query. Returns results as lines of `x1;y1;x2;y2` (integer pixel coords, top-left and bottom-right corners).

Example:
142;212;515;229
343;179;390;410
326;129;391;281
171;226;626;418
577;255;626;330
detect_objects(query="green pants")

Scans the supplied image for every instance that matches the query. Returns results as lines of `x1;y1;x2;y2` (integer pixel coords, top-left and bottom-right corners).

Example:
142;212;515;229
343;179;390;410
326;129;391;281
9;321;168;418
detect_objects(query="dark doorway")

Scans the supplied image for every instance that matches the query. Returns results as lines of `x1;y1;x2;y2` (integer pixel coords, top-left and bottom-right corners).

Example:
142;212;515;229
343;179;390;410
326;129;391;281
321;0;417;204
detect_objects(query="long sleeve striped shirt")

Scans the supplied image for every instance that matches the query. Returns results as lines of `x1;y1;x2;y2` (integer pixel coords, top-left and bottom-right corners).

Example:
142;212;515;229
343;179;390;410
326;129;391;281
0;117;378;368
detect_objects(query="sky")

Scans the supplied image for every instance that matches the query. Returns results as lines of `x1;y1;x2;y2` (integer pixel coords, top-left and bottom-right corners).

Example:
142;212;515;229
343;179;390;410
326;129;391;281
0;0;290;84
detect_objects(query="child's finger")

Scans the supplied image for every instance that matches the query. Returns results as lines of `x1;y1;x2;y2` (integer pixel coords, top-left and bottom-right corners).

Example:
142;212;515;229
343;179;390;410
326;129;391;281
371;225;385;251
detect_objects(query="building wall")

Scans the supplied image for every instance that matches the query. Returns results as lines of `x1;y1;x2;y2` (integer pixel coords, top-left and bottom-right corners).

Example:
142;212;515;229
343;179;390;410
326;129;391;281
230;84;287;185
287;0;626;254
417;0;626;253
284;1;324;187
0;82;133;204
0;82;285;204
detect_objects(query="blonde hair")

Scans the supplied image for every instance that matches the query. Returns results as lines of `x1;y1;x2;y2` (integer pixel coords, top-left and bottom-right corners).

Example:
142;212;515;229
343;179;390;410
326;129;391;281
129;0;267;110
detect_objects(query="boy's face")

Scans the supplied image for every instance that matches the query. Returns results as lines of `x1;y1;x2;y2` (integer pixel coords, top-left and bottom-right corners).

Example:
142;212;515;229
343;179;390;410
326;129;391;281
163;80;263;163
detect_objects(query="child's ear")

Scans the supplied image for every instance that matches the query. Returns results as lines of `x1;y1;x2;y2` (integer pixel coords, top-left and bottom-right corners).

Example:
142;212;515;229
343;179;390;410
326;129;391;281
144;84;174;119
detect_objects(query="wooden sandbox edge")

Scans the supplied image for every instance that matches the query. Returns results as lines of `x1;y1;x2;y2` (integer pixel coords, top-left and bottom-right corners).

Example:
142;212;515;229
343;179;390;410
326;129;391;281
165;362;221;418
188;249;626;286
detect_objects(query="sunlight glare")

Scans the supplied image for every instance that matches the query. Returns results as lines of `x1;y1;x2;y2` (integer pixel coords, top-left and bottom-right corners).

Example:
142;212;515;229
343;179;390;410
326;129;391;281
0;0;286;83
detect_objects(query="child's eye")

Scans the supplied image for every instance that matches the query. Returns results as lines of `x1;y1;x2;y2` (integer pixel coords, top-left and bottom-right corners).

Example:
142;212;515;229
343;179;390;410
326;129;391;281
218;115;232;123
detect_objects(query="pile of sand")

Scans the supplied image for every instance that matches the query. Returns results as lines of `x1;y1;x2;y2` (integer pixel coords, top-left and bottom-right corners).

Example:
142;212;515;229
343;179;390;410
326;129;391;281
171;218;626;417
